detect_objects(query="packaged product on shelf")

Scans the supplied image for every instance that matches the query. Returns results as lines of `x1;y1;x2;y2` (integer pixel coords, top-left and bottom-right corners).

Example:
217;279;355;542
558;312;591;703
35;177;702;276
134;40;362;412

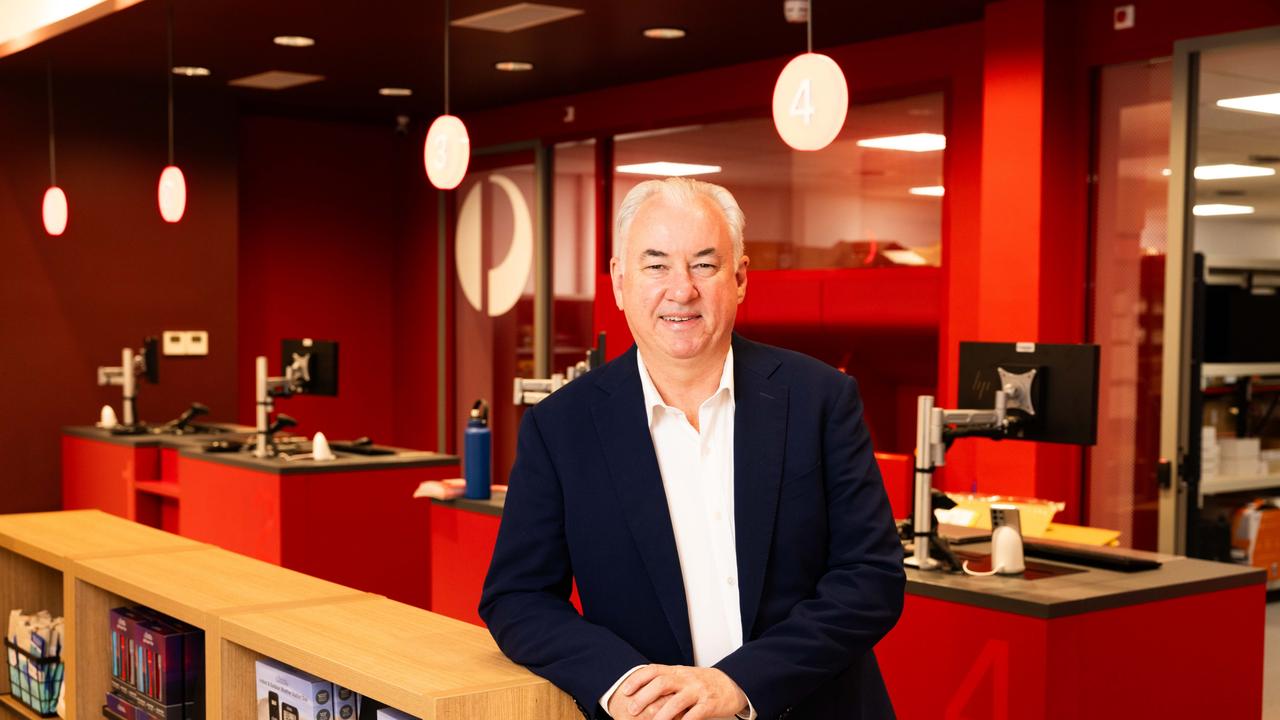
332;686;356;720
255;659;335;720
374;709;418;720
1231;499;1280;581
6;608;66;717
108;606;204;720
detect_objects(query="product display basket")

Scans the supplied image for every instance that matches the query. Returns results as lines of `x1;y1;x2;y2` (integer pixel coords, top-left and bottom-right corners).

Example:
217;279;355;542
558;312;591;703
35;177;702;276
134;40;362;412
5;638;63;718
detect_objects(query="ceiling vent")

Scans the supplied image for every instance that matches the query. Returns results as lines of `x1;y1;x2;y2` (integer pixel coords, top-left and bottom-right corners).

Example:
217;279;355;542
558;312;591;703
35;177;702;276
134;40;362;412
228;70;324;90
451;3;583;33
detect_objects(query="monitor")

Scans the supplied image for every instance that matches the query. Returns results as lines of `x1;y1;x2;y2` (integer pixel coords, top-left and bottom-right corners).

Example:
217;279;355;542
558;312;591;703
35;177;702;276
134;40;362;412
956;341;1100;445
281;339;339;396
142;336;159;384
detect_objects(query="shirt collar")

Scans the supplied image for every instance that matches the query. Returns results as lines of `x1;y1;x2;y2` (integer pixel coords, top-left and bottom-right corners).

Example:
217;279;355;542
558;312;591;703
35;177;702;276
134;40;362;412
635;347;735;426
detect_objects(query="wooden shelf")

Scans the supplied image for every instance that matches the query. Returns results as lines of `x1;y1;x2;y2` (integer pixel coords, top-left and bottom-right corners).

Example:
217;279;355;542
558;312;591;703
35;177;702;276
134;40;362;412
0;693;51;720
0;510;201;571
1200;472;1280;495
0;510;576;720
133;482;180;500
221;597;574;719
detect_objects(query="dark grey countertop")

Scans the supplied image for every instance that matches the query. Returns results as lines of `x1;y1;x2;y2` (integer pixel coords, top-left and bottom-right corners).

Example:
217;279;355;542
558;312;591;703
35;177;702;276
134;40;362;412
430;493;1265;617
903;540;1263;618
65;425;459;475
431;491;506;516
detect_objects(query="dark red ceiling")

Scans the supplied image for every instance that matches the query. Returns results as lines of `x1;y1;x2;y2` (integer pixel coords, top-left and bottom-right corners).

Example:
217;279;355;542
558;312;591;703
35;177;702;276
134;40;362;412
0;0;987;122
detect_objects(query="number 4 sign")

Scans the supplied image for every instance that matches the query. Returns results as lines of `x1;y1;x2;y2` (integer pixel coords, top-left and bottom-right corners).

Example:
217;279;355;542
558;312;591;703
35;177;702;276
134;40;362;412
772;53;849;151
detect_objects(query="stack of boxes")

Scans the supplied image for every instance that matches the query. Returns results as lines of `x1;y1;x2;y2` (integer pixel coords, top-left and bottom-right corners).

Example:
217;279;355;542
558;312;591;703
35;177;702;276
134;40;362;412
255;659;360;720
1202;427;1220;482
105;606;203;720
1219;437;1266;477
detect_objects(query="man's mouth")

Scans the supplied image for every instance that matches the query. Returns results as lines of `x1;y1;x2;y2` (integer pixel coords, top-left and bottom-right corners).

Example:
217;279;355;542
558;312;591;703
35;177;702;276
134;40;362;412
660;314;700;323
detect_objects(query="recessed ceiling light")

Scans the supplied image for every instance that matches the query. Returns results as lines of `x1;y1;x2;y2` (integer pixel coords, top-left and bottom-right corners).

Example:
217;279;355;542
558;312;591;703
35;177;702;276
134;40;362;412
495;61;534;72
1162;168;1172;176
273;35;315;47
228;70;324;90
908;186;945;197
452;3;584;33
379;87;412;97
1193;163;1276;180
643;27;686;39
616;161;721;177
1216;92;1280;116
1192;203;1255;216
171;66;210;77
856;133;946;152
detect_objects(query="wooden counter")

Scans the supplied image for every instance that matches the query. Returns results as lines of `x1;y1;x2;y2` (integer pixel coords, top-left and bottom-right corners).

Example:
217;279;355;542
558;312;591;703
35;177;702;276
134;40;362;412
0;510;575;720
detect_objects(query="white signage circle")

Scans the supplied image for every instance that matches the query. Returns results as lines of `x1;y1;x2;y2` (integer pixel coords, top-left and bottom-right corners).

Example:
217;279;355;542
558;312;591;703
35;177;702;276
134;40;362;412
772;53;849;151
157;165;187;223
42;186;68;236
424;114;471;190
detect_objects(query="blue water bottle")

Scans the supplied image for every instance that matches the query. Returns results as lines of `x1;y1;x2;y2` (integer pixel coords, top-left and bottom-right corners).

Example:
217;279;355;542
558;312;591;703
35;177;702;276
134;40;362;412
464;399;491;499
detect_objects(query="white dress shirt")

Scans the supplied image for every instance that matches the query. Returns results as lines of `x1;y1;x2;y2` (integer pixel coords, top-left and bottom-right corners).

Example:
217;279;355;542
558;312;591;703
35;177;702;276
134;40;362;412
600;348;754;719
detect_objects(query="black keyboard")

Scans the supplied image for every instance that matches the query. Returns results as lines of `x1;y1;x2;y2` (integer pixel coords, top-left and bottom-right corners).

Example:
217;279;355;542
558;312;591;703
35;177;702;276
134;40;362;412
1023;541;1161;572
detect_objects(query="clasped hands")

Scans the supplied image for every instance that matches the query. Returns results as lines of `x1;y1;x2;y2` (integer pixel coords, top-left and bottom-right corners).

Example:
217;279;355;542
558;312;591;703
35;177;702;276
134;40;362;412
608;665;748;720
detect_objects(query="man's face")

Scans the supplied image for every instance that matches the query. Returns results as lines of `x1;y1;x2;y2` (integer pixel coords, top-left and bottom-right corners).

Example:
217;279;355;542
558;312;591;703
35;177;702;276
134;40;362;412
610;194;748;369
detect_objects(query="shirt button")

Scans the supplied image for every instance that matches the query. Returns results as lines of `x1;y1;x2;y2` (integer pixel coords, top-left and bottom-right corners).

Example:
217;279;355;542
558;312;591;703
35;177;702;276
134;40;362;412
713;511;722;522
727;576;736;586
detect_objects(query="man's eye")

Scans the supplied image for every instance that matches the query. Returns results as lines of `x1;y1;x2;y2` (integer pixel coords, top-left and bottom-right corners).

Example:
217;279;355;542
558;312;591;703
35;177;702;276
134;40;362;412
693;263;717;272
644;264;667;271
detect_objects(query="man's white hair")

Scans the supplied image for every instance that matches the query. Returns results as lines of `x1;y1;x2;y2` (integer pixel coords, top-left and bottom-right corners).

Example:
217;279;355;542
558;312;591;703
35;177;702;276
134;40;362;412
613;177;745;268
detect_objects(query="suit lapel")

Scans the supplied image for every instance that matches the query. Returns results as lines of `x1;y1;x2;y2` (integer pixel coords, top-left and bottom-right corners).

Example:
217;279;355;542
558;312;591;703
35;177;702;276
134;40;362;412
589;348;694;663
732;336;787;639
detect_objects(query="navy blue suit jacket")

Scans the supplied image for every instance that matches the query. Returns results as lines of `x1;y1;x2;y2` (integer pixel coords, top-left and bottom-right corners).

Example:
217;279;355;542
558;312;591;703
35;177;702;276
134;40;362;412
479;335;905;719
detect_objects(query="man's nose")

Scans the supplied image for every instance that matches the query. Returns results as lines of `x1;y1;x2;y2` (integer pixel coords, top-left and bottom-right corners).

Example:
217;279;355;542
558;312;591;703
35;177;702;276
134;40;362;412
665;267;698;303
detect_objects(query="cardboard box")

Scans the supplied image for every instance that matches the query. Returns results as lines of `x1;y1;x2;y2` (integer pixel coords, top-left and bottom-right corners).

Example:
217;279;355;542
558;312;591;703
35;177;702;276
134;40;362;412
374;709;418;720
109;606;203;720
255;659;334;720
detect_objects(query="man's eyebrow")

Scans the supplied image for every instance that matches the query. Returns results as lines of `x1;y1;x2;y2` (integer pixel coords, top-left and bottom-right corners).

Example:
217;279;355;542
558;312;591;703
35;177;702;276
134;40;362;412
641;249;668;258
694;248;719;258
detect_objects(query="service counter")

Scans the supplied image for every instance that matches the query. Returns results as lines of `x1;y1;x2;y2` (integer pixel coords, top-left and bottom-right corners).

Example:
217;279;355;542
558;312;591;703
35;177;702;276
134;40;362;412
62;427;460;609
0;510;576;720
428;493;1266;719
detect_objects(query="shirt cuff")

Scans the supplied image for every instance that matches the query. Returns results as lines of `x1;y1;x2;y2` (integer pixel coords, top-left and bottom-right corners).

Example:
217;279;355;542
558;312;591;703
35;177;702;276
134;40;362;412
599;665;647;717
736;696;757;720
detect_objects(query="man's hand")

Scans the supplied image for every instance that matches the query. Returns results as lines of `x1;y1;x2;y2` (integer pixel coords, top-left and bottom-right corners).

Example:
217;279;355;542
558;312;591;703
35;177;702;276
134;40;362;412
612;665;747;720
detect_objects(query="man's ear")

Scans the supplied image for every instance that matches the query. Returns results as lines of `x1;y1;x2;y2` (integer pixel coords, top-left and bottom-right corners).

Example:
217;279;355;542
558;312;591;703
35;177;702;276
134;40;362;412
736;255;749;304
610;257;625;310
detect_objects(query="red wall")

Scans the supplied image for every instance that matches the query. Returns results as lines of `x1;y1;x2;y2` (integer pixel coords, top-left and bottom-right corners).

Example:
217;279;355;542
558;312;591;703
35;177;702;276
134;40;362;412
0;78;239;513
236;115;442;450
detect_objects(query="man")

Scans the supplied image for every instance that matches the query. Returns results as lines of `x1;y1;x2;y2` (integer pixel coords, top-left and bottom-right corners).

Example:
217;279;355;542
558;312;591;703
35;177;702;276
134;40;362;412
479;178;905;720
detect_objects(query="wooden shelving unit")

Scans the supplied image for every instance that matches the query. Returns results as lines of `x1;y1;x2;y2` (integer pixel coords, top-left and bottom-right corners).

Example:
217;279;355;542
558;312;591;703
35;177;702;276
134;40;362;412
0;692;51;719
0;510;575;720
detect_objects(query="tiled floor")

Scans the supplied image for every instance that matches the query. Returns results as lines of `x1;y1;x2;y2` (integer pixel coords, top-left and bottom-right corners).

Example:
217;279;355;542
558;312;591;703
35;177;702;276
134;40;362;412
1267;597;1280;717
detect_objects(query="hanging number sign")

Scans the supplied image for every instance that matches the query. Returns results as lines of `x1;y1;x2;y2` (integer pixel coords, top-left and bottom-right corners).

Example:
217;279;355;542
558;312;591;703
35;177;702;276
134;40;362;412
772;53;848;151
424;114;471;190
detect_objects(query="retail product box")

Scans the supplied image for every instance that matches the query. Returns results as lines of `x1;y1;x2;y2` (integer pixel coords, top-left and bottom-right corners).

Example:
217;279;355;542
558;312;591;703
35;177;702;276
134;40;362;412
105;690;136;720
332;686;356;720
255;659;334;720
374;709;418;720
109;606;203;720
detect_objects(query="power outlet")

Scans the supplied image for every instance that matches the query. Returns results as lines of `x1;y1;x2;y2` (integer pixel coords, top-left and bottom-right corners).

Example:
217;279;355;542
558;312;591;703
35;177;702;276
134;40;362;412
163;331;188;356
186;330;209;356
1113;4;1135;30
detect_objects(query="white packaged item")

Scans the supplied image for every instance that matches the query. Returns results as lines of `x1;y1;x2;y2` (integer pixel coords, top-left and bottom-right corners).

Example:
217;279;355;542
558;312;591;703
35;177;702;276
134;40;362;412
255;659;334;720
375;709;419;720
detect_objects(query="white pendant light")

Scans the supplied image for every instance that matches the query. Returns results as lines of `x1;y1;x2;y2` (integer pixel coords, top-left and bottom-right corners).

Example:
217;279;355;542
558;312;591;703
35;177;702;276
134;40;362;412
772;1;848;151
42;62;68;236
425;0;470;190
157;0;186;223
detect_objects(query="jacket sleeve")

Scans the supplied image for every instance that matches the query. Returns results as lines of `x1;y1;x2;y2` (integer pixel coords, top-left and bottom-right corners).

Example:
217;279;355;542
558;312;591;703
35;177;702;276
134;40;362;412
479;406;649;719
714;375;906;719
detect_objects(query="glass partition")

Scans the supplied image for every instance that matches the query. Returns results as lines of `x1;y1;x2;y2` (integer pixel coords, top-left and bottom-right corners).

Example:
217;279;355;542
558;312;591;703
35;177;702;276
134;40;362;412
610;93;945;269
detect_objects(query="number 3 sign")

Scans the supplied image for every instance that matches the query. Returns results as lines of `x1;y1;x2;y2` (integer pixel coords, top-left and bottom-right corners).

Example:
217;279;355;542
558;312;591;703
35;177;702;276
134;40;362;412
424;114;471;190
771;53;848;151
